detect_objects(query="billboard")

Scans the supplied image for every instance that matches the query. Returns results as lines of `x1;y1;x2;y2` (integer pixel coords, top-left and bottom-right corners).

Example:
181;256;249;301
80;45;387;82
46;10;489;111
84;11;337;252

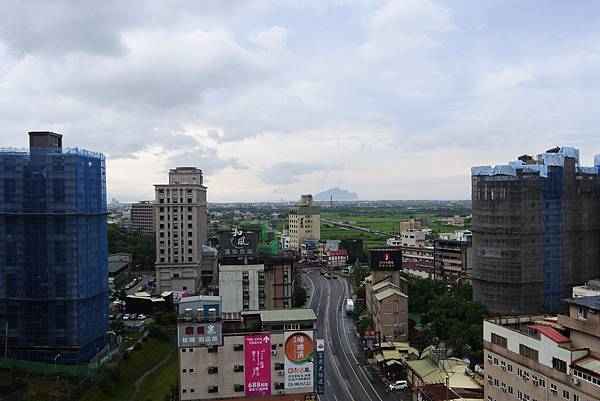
315;339;325;395
177;322;222;347
244;334;272;397
368;248;402;270
219;228;258;258
284;331;314;390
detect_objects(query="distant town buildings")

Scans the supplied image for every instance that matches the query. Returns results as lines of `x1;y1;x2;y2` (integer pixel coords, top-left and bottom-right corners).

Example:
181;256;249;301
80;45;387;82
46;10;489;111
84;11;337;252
130;200;155;235
433;239;472;282
177;296;317;400
154;167;209;294
0;132;108;364
483;296;600;401
572;279;600;298
472;147;600;314
288;194;320;257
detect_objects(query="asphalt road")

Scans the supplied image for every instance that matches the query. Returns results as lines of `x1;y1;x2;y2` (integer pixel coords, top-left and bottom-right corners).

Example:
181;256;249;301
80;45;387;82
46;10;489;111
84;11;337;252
303;269;411;401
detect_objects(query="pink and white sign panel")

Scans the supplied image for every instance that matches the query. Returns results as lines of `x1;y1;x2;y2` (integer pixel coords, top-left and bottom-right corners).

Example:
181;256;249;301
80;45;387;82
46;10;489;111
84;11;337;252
244;334;272;396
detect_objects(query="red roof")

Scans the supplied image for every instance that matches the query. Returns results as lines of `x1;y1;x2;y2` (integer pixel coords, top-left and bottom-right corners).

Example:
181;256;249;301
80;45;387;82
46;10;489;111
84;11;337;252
528;324;570;343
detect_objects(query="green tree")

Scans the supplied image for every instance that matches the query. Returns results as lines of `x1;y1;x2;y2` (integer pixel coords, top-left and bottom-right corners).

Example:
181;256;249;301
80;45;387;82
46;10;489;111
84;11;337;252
293;287;307;307
108;225;155;269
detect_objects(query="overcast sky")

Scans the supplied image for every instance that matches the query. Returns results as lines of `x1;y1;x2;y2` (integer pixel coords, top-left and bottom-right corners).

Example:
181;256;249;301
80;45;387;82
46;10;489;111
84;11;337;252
2;0;600;202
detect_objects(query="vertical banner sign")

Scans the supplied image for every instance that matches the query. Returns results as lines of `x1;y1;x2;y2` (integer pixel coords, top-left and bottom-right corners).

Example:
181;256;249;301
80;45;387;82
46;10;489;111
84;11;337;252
244;334;272;396
315;339;325;395
284;331;314;390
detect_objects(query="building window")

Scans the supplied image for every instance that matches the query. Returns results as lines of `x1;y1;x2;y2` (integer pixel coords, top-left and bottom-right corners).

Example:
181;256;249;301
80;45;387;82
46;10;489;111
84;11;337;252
550;384;557;395
491;333;508;348
519;344;539;361
577;307;588;320
562;390;569;400
234;384;244;392
552;358;567;373
234;365;244;372
208;367;218;374
573;394;579;401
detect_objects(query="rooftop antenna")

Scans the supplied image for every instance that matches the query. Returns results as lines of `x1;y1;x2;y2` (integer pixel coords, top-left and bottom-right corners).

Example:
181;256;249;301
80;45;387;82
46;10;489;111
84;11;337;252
330;194;333;208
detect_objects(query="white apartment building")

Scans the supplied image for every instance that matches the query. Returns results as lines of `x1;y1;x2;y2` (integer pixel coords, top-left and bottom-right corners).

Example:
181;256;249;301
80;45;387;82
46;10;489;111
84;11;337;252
154;167;208;294
572;280;600;298
483;296;600;401
218;264;265;313
288;194;320;254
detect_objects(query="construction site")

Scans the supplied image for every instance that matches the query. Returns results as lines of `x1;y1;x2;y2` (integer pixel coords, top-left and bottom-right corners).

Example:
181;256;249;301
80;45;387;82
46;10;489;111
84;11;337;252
471;147;600;314
0;132;109;364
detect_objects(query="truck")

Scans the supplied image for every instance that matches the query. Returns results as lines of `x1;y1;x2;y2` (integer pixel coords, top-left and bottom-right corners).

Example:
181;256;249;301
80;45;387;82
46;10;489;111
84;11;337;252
345;299;354;317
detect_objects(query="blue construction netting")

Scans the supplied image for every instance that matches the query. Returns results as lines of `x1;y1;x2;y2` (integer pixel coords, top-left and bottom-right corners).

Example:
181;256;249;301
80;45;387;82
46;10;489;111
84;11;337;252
0;147;108;364
542;166;564;311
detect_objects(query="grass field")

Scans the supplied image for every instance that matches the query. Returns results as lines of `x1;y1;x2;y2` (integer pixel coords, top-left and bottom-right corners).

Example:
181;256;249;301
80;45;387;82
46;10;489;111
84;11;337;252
132;350;178;401
322;212;462;234
80;334;175;401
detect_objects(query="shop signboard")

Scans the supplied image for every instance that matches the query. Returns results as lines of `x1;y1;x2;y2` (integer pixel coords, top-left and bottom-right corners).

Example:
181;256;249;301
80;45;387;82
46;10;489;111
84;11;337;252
177;322;222;347
244;334;271;396
284;331;314;390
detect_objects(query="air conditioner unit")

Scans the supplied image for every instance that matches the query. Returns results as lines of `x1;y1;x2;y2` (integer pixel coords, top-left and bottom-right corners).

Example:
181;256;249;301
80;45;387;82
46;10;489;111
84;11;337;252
571;377;580;385
271;350;277;355
278;371;284;376
278;390;285;395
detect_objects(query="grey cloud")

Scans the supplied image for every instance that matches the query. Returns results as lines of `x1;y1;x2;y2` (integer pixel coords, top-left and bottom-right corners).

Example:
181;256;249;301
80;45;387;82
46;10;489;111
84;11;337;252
259;162;335;185
167;146;248;176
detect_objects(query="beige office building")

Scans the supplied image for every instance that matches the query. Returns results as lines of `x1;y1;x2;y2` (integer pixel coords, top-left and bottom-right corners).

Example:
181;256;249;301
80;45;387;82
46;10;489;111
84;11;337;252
154;167;208;294
288;194;320;254
483;296;600;401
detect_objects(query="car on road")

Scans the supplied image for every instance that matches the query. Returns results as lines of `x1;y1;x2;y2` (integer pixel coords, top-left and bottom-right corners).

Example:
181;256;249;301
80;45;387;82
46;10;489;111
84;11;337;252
137;314;146;320
387;380;408;391
130;313;138;320
122;314;130;320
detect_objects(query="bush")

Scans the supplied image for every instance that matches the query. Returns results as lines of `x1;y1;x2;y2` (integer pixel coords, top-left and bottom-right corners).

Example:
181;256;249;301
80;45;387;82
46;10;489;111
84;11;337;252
134;342;142;351
148;324;168;341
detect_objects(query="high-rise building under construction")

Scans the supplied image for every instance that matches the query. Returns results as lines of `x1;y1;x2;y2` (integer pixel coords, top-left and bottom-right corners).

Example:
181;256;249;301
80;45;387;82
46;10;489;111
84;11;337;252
472;147;600;314
0;132;108;364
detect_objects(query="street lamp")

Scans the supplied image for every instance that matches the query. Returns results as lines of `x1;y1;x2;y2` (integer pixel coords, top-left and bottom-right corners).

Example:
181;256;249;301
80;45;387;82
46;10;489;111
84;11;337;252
54;354;61;376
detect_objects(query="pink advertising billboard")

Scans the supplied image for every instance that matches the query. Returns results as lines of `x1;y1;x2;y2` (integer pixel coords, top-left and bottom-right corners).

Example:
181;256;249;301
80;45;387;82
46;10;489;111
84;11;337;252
244;334;271;396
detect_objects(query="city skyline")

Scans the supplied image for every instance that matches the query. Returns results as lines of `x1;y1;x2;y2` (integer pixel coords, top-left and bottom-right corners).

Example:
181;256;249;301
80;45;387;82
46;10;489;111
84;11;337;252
2;1;600;201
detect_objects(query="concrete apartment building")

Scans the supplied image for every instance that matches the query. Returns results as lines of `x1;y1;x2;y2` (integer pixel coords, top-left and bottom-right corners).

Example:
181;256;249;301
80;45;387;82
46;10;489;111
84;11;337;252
218;230;294;312
288;194;320;254
399;230;426;248
364;248;409;342
433;239;472;282
154;167;208;294
177;296;317;401
483;296;600;401
130;200;155;235
472;147;600;314
400;217;423;233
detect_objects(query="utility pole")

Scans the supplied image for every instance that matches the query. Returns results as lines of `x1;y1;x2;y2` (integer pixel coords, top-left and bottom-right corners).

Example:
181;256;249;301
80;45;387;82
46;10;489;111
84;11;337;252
445;376;449;401
4;321;7;359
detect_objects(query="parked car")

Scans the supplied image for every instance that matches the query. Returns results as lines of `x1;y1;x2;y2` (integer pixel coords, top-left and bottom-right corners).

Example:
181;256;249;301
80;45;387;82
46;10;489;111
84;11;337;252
122;314;130;320
387;380;408;391
137;314;146;320
130;313;138;320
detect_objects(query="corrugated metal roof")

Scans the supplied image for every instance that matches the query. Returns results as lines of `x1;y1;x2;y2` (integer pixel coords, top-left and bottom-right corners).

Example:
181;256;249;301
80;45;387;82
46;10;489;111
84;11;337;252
375;288;407;301
528;324;570;343
573;356;600;375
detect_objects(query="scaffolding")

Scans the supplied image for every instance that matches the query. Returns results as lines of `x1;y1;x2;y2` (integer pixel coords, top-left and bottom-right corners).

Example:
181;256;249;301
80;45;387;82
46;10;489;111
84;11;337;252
472;148;600;314
0;146;108;364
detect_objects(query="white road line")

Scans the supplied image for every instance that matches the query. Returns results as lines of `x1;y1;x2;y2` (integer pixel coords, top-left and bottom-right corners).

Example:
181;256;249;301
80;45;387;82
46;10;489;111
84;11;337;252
338;277;384;401
331;278;376;401
322;275;356;401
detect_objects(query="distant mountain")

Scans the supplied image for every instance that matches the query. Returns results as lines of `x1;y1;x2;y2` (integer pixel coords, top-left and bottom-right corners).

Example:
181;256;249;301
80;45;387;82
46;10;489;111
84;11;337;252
314;187;359;201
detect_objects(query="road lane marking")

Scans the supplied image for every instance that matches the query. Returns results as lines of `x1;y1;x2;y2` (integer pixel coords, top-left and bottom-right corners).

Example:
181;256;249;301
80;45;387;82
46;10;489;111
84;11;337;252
337;277;384;401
